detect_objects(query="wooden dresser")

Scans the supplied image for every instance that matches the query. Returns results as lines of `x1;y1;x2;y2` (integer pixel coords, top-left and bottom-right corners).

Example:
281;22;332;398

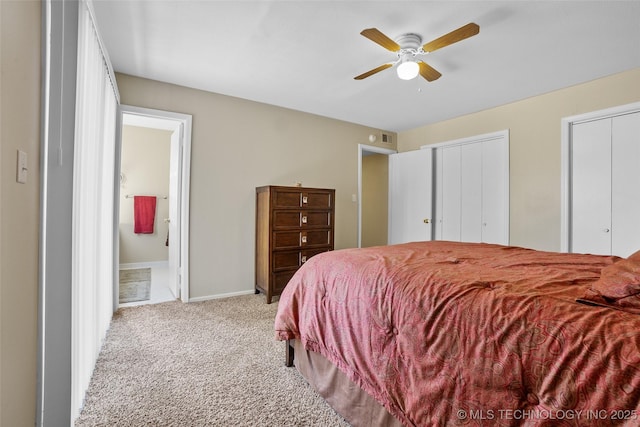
255;185;335;303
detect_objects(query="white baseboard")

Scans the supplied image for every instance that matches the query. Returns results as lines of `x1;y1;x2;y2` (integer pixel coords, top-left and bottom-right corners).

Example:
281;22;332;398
119;261;168;270
187;289;256;303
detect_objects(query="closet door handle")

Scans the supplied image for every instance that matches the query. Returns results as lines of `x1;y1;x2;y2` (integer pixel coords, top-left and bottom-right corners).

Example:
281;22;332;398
604;228;610;233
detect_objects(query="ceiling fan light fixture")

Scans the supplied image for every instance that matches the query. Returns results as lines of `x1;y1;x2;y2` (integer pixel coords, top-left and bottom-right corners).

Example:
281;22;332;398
396;55;419;80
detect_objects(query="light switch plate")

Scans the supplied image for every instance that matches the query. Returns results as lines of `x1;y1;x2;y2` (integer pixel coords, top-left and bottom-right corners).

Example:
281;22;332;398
17;150;27;184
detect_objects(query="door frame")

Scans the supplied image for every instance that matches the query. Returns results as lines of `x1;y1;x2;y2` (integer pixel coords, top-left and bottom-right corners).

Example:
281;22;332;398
560;101;640;252
357;144;397;248
116;105;192;305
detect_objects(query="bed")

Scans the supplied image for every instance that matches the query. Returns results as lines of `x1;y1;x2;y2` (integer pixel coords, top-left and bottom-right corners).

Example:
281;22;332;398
274;241;640;426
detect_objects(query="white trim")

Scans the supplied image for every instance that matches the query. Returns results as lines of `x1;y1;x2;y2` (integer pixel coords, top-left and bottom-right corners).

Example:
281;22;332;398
420;129;509;150
119;105;192;303
560;101;640;252
39;1;80;424
357;144;397;248
123;113;180;131
188;290;256;303
119;261;168;270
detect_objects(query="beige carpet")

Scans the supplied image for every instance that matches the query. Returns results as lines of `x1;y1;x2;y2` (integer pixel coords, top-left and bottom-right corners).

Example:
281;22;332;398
75;294;350;426
119;268;151;303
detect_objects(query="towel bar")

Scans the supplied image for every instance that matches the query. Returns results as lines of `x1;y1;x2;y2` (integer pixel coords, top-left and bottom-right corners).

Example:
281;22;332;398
125;194;167;199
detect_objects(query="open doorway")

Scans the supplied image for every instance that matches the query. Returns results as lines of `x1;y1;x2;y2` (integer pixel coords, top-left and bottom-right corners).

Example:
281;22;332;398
116;106;192;308
357;144;397;248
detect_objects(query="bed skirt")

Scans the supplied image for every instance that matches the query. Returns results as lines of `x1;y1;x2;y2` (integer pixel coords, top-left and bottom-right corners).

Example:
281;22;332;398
292;339;404;427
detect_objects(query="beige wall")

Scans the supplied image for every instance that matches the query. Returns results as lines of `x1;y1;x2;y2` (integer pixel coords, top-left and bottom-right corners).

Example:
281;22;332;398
0;1;40;425
399;68;640;252
119;125;171;264
116;73;397;299
361;154;388;247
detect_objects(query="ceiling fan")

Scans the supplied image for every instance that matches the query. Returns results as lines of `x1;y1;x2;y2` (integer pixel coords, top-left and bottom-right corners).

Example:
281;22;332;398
354;22;479;82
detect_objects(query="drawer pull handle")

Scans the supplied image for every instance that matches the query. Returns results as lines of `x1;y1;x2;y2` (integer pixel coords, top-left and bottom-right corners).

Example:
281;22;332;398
301;255;307;264
301;235;307;243
301;215;307;224
302;196;308;204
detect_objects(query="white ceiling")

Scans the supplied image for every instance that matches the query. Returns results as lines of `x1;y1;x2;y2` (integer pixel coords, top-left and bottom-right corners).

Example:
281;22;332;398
91;1;640;132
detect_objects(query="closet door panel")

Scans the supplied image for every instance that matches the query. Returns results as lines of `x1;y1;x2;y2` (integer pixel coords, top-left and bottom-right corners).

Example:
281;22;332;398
571;119;612;255
460;143;482;243
388;149;433;244
434;148;444;240
482;138;509;244
612;112;640;257
441;146;461;241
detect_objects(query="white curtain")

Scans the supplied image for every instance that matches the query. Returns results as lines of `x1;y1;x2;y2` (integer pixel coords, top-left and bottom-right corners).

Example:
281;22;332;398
71;0;119;418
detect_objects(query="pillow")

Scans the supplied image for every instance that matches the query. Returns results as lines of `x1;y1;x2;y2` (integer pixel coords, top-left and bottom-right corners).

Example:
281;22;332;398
591;254;640;299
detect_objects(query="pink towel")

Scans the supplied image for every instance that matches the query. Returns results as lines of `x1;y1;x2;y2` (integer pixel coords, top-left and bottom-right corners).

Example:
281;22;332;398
134;196;156;234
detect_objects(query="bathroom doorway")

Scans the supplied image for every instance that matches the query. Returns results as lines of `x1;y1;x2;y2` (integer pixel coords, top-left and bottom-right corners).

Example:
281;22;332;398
116;106;192;307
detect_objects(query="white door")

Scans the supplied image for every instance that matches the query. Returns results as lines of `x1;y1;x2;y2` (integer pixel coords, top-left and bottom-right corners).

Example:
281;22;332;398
571;118;612;255
570;112;640;257
168;125;182;298
388;149;433;244
461;143;483;242
433;131;509;245
481;138;509;244
611;112;640;257
440;146;461;241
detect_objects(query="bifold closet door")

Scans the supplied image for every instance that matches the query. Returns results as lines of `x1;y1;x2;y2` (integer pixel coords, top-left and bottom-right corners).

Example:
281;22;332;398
571;119;612;255
481;138;509;244
436;137;509;245
571;112;640;257
440;146;462;241
611;112;640;257
460;143;482;242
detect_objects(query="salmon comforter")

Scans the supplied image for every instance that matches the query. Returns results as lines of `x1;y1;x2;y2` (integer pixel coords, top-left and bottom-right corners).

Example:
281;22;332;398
274;241;640;426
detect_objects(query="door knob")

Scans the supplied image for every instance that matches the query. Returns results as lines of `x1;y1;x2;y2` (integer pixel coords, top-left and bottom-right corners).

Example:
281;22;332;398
423;218;431;224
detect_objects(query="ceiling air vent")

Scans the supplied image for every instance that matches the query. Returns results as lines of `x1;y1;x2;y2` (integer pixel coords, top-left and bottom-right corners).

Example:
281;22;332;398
381;133;392;144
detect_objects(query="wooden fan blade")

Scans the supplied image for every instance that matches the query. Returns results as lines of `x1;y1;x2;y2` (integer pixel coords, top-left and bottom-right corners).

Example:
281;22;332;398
422;22;479;53
418;61;442;82
354;63;393;80
360;28;401;52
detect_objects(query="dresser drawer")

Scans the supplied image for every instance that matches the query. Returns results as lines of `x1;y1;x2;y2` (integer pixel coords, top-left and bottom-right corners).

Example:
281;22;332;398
273;270;296;294
273;211;301;228
273;231;301;249
272;188;333;209
273;210;332;229
301;191;332;209
273;248;331;271
301;230;331;247
273;189;302;208
273;230;331;249
302;211;331;227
